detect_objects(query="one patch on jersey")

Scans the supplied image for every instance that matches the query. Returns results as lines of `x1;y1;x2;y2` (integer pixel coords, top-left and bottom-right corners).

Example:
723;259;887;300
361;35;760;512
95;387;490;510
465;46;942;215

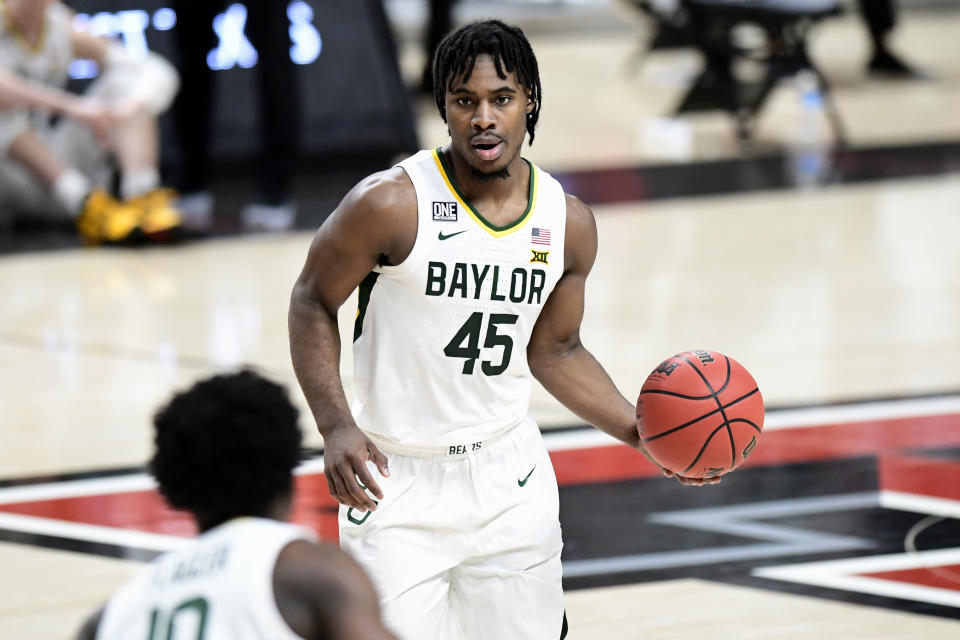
432;201;458;221
530;249;549;265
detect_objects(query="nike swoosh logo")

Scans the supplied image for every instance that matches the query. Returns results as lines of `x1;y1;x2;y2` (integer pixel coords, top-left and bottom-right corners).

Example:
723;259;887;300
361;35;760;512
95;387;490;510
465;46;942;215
518;465;537;487
438;230;468;241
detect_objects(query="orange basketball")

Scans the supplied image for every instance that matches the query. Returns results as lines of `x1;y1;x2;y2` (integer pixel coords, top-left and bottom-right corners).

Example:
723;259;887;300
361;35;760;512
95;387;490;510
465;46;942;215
636;350;764;478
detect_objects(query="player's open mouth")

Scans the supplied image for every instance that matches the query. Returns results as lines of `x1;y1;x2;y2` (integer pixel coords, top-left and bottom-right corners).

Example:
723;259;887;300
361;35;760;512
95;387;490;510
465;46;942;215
472;140;504;161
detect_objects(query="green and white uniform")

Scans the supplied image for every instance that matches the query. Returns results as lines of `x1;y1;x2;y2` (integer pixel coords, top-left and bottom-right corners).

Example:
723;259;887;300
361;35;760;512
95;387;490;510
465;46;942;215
341;148;568;639
96;518;314;640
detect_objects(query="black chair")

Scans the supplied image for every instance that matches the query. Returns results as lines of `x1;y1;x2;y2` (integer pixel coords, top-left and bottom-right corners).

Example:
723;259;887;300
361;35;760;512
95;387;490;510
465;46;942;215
633;0;847;145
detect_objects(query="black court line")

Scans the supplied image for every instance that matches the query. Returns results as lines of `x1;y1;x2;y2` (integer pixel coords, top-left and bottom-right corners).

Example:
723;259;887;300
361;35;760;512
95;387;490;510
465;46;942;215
0;330;292;381
0;529;161;563
0;448;321;489
553;141;960;207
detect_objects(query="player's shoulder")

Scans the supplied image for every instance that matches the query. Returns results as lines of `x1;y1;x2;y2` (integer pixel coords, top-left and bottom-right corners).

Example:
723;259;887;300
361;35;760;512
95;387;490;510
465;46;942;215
276;538;369;594
273;538;377;627
563;192;594;220
560;192;598;273
563;192;597;238
342;165;416;219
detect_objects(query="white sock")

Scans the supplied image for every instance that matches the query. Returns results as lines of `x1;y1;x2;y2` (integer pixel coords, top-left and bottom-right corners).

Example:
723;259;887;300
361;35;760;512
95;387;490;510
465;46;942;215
121;167;160;200
52;168;91;215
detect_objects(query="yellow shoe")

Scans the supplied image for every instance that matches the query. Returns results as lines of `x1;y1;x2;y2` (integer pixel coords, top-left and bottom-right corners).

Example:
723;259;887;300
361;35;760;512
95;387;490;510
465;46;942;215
128;188;183;241
75;189;144;246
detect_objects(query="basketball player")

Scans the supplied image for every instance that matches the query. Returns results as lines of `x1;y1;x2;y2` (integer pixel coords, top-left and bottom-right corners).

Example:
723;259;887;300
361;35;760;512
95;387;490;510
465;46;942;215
289;20;718;639
0;0;181;244
74;370;396;640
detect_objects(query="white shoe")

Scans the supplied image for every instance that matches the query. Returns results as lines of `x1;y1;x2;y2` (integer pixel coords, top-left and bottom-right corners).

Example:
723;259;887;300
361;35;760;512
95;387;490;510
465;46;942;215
175;191;215;230
240;201;297;232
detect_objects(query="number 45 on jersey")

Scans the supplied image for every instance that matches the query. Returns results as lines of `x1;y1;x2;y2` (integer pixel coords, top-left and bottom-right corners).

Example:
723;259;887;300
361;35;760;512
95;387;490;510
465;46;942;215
444;312;519;376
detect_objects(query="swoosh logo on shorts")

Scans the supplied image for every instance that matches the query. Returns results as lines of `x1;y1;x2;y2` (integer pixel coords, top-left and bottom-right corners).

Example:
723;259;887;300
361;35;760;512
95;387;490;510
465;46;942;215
438;230;468;241
518;465;537;487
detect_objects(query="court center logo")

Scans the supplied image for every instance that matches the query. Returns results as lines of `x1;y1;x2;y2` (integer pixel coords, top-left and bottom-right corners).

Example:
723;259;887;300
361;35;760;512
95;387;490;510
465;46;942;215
433;201;458;221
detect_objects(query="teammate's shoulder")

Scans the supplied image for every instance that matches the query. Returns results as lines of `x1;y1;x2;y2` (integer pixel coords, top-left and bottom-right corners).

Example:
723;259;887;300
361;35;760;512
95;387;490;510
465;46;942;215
275;538;372;599
50;1;75;23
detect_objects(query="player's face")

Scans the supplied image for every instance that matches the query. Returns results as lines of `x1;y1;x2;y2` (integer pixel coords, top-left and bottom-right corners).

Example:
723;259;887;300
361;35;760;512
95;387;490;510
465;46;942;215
444;54;533;178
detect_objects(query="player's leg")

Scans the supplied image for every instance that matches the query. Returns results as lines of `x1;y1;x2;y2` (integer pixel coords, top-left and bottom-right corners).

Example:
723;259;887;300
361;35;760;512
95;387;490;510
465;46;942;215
242;0;299;231
378;569;464;640
1;126;142;244
80;74;181;239
452;545;564;639
171;0;220;227
451;419;566;639
338;454;464;640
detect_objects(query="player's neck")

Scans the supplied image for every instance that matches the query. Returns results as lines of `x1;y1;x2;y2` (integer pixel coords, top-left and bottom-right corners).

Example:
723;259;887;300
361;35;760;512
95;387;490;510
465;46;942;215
193;496;293;533
4;0;43;36
443;145;529;215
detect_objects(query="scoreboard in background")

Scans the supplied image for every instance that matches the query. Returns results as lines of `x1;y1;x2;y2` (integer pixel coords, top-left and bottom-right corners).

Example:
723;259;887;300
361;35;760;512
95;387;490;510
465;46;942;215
66;0;418;161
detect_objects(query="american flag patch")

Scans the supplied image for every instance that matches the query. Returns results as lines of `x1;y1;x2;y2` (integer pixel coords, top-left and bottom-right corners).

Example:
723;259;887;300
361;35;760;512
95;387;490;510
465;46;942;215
531;227;551;245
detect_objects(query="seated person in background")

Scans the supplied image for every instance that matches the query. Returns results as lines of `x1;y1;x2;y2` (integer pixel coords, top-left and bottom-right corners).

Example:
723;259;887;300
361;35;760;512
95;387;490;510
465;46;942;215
74;369;397;640
0;0;181;245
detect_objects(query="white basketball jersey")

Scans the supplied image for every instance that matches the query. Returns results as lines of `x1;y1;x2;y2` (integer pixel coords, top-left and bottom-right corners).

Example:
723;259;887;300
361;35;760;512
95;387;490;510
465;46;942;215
0;2;73;89
0;2;73;137
96;518;314;640
351;148;567;453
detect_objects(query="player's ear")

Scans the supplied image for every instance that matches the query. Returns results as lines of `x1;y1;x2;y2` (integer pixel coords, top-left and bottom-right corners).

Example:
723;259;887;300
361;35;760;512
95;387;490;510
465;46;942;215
526;90;534;114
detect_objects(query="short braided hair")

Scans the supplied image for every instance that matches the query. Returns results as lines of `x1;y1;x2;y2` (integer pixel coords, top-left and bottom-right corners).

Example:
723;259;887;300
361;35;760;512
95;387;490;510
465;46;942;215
433;20;542;144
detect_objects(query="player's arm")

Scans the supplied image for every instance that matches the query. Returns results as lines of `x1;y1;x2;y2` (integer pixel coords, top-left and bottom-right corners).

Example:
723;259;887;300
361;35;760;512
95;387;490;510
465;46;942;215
73;607;103;640
274;540;398;640
527;195;642;447
289;169;416;510
0;67;110;134
527;195;718;486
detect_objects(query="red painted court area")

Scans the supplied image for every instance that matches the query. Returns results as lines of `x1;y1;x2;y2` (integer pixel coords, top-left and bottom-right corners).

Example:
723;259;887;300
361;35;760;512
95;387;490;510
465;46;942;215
862;565;960;592
1;411;959;540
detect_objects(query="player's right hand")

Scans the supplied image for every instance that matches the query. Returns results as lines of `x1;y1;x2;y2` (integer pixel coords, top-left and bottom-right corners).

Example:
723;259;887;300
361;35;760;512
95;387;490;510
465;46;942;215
321;424;390;512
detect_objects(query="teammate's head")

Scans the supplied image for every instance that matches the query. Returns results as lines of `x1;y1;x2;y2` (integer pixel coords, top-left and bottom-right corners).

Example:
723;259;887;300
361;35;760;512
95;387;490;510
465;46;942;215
433;20;542;149
150;369;302;528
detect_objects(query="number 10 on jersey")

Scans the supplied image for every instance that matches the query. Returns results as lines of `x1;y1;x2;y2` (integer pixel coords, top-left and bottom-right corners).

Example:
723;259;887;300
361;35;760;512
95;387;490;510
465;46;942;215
443;312;519;375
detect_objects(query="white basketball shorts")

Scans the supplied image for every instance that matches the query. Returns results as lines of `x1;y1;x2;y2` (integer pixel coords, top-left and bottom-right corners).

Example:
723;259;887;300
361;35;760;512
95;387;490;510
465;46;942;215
339;416;566;640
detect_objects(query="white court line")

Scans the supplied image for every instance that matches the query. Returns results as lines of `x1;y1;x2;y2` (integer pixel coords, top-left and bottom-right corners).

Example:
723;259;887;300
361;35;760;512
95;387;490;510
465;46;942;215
0;512;188;553
540;394;960;451
0;474;156;505
0;395;957;507
754;547;960;609
762;395;960;431
880;491;960;519
0;459;328;506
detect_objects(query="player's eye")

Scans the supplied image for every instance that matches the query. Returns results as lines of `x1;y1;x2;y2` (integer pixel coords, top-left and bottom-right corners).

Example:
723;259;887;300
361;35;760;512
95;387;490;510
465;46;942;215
456;97;472;107
496;95;512;105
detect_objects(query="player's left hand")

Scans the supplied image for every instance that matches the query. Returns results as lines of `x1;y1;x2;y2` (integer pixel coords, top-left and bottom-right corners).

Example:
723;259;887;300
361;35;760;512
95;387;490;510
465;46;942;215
638;443;721;486
669;472;721;486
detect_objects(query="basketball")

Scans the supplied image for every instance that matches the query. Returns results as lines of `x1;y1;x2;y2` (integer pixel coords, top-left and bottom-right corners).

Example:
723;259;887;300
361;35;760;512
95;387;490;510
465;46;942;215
636;350;764;479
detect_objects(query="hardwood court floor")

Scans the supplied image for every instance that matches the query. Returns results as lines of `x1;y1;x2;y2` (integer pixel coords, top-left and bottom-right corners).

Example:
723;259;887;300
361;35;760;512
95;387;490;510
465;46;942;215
3;2;960;638
3;172;960;638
